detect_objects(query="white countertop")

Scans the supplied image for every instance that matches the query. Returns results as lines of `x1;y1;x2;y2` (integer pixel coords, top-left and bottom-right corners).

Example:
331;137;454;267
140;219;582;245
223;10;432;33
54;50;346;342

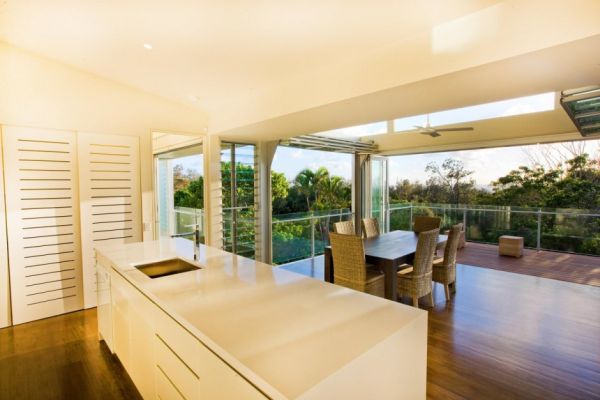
96;239;427;399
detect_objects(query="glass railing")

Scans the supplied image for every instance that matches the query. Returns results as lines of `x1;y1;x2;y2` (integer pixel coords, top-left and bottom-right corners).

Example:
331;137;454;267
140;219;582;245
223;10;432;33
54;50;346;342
272;208;353;265
172;207;205;243
273;204;599;266
388;203;600;256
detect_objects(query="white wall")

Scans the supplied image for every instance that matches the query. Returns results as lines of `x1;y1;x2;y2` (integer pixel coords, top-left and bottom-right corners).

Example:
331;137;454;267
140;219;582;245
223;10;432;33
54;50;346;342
0;42;208;325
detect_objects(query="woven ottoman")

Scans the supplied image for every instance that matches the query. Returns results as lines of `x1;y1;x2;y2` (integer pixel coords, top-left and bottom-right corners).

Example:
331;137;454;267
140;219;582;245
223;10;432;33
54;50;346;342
499;235;524;257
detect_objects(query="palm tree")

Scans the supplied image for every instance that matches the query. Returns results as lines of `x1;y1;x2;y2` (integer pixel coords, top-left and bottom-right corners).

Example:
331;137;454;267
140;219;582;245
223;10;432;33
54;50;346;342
294;169;315;210
319;175;344;209
313;167;330;206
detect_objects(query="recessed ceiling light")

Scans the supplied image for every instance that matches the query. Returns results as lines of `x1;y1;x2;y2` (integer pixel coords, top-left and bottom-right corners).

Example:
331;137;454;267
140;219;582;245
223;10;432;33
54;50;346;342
188;95;199;102
143;43;153;50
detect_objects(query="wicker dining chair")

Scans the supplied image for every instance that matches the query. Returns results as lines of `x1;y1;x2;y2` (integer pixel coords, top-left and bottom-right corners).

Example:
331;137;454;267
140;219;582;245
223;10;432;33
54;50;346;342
329;232;385;297
413;216;442;233
333;220;355;235
361;218;380;239
396;228;439;307
433;223;462;301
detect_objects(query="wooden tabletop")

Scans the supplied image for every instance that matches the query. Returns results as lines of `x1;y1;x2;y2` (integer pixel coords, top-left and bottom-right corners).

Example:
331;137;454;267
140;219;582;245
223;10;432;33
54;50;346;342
324;230;447;299
363;230;447;267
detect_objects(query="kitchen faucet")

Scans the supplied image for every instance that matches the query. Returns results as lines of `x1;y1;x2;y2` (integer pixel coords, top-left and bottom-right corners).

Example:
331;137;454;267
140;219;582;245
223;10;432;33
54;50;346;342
171;224;201;261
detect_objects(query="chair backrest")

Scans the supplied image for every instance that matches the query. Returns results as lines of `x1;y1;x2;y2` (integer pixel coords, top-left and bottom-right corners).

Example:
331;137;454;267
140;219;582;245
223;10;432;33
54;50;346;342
443;223;463;266
361;218;380;239
412;228;439;276
413;216;441;233
333;220;355;235
329;232;366;283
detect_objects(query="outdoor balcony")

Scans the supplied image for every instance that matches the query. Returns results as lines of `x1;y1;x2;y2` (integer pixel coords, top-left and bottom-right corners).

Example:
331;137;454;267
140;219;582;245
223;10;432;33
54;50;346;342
274;203;600;288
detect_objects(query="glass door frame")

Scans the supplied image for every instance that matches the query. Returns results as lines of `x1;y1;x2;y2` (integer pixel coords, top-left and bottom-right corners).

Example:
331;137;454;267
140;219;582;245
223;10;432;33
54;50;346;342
361;155;389;233
153;142;205;240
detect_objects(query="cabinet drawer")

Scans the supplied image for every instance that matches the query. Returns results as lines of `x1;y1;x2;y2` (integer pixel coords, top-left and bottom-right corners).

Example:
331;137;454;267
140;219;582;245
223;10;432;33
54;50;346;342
156;365;185;400
155;334;199;400
154;307;201;375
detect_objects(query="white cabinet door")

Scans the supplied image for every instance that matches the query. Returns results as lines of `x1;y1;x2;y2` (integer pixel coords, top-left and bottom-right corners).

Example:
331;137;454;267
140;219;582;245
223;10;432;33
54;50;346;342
111;268;132;371
78;133;141;308
2;126;84;325
129;279;156;400
96;260;113;352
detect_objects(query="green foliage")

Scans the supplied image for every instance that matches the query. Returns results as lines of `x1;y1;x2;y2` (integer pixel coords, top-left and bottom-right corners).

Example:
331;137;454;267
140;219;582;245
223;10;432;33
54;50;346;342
221;161;255;208
271;172;288;201
271;166;352;264
424;159;477;204
273;167;352;214
489;153;599;209
174;176;204;208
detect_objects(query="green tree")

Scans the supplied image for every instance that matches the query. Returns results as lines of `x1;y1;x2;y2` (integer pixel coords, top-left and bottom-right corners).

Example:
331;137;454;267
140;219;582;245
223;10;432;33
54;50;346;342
174;176;204;208
293;168;315;210
271;172;289;201
489;154;599;209
425;159;477;204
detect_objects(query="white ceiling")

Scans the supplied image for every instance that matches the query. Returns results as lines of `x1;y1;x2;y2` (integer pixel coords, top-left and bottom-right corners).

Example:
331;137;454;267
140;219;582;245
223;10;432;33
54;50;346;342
1;0;600;147
0;0;497;122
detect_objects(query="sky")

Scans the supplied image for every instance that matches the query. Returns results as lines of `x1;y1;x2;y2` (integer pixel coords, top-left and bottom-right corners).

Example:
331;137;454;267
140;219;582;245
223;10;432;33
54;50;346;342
271;140;600;188
271;147;353;181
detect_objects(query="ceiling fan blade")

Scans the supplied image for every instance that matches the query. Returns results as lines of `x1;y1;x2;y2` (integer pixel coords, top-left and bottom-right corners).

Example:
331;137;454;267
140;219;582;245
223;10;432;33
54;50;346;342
430;131;442;138
435;127;474;132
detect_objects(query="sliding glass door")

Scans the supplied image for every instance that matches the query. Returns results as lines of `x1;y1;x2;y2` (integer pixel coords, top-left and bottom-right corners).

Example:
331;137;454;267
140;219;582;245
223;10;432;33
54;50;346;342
363;156;389;233
372;156;387;231
221;142;257;259
155;144;204;241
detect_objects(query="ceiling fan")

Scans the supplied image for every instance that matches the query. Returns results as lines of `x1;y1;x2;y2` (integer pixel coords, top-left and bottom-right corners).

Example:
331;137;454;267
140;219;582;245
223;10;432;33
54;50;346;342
414;114;474;138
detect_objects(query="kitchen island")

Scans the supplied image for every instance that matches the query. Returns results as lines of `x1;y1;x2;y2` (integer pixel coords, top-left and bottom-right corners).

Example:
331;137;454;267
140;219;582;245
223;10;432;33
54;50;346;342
96;238;427;400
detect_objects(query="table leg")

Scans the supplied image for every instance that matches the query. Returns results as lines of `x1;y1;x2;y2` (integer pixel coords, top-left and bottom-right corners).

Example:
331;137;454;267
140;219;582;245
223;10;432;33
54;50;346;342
383;264;397;300
324;247;333;283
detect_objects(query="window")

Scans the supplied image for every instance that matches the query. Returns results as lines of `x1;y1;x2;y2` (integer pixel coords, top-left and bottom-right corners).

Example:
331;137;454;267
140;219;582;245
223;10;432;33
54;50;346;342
155;144;204;241
394;92;556;132
221;142;257;259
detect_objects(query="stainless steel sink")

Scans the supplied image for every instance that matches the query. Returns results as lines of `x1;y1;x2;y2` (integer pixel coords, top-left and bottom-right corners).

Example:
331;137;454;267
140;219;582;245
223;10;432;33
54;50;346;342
134;258;200;279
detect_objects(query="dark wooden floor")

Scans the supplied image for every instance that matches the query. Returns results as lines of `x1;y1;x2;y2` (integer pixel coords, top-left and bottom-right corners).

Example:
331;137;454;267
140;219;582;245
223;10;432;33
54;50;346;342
1;265;599;399
0;309;141;400
457;242;600;287
426;265;600;399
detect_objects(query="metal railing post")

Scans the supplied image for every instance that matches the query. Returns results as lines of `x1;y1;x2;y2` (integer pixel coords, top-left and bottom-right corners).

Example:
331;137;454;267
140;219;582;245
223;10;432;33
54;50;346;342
310;216;315;259
537;208;542;252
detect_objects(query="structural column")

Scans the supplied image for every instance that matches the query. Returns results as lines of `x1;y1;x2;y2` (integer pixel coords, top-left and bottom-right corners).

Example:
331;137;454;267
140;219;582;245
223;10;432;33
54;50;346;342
256;141;278;264
203;135;223;248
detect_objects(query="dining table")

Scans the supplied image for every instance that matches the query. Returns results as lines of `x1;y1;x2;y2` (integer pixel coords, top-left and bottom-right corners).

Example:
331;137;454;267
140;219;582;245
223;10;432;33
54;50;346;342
324;230;447;300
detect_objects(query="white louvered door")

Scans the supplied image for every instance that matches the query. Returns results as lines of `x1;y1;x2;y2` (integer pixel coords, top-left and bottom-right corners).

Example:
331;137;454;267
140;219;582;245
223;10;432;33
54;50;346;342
0;128;11;328
2;126;84;325
78;133;141;308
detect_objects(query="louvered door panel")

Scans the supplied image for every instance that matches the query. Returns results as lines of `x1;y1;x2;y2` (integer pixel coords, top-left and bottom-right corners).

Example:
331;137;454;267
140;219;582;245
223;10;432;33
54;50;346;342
2;126;83;324
78;133;141;308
